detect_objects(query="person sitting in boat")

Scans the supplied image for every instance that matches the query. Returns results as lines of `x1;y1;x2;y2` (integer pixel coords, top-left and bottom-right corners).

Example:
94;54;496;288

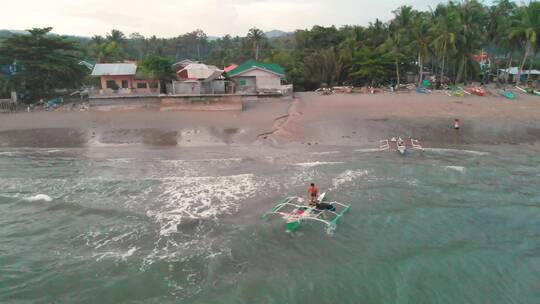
308;183;318;205
397;137;404;146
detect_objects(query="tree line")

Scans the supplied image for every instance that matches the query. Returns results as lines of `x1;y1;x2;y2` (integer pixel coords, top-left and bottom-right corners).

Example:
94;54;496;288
1;0;539;102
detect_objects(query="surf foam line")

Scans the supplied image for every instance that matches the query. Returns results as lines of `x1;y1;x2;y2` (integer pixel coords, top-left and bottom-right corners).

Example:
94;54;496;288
158;158;242;164
150;173;261;237
310;151;341;155
423;148;489;156
444;165;467;173
23;194;53;202
330;169;371;191
294;161;345;167
355;148;383;153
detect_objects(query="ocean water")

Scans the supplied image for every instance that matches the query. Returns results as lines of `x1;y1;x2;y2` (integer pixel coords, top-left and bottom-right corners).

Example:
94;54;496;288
0;145;539;303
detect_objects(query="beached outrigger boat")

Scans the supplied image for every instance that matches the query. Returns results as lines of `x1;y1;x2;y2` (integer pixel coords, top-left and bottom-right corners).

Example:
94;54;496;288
379;137;423;155
498;89;515;100
262;193;350;234
516;86;540;96
466;87;486;96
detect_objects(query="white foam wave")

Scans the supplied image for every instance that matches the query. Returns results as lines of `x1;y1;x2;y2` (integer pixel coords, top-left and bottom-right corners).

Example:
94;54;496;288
310;151;341;155
330;169;370;190
0;151;19;156
23;194;53;202
151;174;260;236
294;161;344;167
94;246;138;262
355;148;383;153
423;148;488;156
444;165;466;173
159;158;242;164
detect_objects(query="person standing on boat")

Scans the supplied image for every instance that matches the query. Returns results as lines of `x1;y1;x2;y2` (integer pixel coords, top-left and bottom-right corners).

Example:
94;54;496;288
308;183;318;205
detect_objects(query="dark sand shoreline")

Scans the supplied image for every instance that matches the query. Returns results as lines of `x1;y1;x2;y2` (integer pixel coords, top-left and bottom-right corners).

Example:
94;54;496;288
1;92;540;149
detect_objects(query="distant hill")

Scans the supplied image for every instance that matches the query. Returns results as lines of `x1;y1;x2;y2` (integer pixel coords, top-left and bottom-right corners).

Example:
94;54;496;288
0;29;291;42
264;30;289;38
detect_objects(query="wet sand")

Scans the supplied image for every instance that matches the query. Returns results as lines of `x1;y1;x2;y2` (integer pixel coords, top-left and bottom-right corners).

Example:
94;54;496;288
1;91;540;148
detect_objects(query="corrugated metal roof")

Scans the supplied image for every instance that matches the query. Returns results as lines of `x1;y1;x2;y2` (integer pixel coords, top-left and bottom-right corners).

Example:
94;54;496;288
91;63;137;76
227;60;285;78
499;67;540;75
172;59;198;69
177;63;223;80
224;64;238;73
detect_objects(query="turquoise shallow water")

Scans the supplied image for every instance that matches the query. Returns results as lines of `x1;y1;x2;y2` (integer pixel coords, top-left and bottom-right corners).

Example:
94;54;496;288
0;146;539;303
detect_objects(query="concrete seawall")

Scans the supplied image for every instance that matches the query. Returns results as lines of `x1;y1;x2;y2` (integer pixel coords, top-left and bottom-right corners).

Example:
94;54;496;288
89;95;244;111
160;95;242;111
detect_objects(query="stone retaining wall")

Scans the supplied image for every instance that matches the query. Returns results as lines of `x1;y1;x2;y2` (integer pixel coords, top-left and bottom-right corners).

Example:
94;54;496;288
90;95;243;111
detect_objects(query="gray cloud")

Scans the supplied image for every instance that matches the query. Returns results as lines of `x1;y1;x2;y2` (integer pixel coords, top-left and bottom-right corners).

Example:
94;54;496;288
0;0;450;37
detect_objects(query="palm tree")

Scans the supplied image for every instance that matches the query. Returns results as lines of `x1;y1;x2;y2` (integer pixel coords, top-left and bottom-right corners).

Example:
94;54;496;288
509;2;540;85
453;0;486;84
247;27;265;60
365;19;388;48
106;29;125;44
431;4;457;84
382;6;414;88
411;12;432;85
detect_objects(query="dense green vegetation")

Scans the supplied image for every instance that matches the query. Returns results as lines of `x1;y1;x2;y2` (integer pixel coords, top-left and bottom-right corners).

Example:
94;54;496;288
1;0;539;100
0;28;87;101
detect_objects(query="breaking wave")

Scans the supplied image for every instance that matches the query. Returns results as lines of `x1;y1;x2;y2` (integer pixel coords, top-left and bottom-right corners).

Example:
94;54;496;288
330;169;370;190
23;194;53;202
294;161;344;167
444;165;466;173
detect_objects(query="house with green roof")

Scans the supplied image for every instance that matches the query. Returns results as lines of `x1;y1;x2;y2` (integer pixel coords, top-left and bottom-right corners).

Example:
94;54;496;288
227;60;287;94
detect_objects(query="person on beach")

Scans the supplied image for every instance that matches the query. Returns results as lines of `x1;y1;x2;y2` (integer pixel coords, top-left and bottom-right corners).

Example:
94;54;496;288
454;119;460;130
308;183;318;205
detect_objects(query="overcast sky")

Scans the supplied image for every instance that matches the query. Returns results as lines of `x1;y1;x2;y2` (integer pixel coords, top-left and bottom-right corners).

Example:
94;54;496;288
1;0;453;37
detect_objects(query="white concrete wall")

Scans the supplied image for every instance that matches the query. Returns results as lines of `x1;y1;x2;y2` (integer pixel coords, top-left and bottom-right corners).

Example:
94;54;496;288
172;81;202;94
239;69;281;90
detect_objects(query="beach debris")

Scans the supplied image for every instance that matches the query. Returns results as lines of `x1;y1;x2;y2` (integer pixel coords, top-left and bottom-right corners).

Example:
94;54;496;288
445;86;466;97
315;87;333;95
45;97;64;110
415;87;432;94
331;86;353;94
315;86;353;95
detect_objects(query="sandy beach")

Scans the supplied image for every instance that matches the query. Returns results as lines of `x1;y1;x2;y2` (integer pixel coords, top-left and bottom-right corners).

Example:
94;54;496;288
1;91;540;148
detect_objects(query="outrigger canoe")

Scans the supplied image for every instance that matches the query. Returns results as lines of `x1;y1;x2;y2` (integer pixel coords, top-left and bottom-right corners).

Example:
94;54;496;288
516;86;540;96
262;193;350;234
466;87;486;96
379;137;423;156
498;90;515;100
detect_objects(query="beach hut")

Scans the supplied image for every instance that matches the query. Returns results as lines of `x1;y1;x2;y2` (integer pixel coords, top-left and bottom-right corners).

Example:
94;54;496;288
91;63;159;95
227;60;286;94
499;67;540;83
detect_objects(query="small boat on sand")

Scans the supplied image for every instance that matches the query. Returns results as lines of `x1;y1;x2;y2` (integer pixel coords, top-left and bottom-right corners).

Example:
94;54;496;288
516;86;540;96
466;87;486;96
416;87;431;94
498;90;515;100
